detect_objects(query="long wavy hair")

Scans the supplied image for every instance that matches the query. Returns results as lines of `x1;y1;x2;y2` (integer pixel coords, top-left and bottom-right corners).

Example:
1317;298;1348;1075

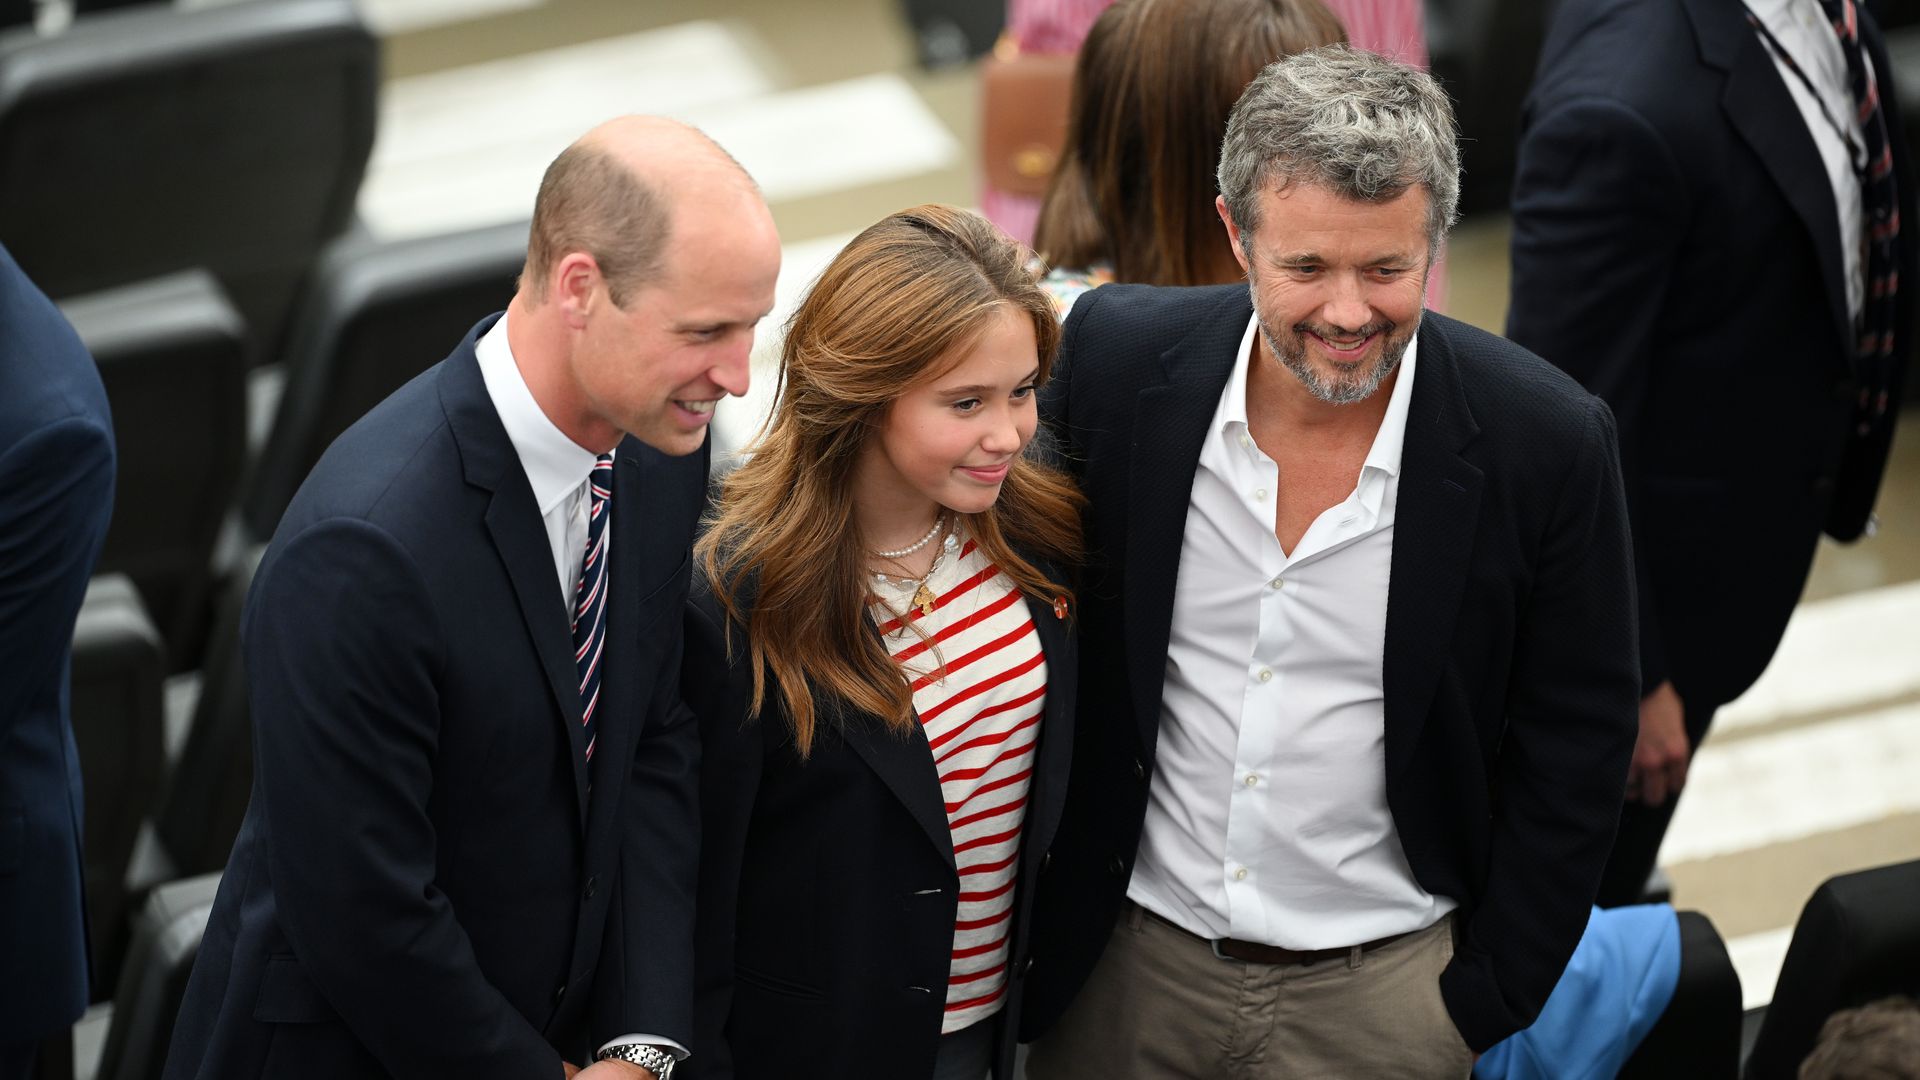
1032;0;1346;286
698;205;1084;757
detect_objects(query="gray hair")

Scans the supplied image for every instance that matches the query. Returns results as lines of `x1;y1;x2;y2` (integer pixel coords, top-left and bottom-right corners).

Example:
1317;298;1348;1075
1217;45;1460;256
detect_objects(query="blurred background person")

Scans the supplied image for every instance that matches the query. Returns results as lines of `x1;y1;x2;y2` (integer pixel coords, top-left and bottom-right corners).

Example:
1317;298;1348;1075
0;242;115;1080
1507;0;1917;908
979;0;1114;246
686;205;1081;1080
1030;0;1346;307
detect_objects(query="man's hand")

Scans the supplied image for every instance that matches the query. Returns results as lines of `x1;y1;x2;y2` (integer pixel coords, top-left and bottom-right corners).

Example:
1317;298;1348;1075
575;1061;656;1080
1624;680;1689;806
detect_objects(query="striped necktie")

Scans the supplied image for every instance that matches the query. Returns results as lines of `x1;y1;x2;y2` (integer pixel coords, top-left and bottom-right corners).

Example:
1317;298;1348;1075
1816;0;1901;433
572;453;613;762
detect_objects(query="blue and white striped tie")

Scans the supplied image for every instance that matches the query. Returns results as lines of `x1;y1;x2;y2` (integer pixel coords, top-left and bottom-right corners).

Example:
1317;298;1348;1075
572;454;614;762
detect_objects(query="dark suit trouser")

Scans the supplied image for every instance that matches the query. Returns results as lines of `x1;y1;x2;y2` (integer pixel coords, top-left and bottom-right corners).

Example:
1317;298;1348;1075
1597;704;1718;908
1;1043;37;1080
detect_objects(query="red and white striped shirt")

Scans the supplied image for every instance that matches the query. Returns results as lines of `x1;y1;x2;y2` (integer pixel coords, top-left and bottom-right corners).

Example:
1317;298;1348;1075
874;538;1046;1033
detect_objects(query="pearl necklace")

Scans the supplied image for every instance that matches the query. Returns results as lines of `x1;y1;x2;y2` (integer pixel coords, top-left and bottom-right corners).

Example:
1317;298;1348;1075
873;512;946;560
874;531;962;618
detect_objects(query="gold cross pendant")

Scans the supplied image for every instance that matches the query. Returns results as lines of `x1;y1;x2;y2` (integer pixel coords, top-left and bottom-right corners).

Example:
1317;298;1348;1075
913;583;936;617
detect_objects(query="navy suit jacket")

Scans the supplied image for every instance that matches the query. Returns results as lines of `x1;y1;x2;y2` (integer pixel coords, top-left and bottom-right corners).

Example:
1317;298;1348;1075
0;243;114;1046
164;316;704;1079
682;562;1076;1080
1019;286;1640;1052
1508;0;1917;709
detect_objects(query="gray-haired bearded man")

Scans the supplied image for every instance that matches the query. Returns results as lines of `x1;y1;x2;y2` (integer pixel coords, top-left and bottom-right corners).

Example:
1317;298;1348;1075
1019;46;1640;1076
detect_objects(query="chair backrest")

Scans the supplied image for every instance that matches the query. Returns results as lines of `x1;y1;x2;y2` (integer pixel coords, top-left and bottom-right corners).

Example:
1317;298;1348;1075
1619;909;1743;1079
150;542;265;878
241;221;530;540
1744;859;1920;1079
61;271;247;669
69;573;166;996
0;0;379;360
93;872;222;1080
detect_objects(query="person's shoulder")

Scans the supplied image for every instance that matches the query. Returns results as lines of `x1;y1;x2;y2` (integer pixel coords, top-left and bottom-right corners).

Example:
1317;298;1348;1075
0;271;111;447
1427;314;1609;434
1530;0;1708;115
1063;282;1248;367
278;363;457;539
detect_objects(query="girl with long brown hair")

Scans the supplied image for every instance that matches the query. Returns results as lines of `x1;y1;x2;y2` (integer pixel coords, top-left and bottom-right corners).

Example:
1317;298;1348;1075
682;205;1082;1080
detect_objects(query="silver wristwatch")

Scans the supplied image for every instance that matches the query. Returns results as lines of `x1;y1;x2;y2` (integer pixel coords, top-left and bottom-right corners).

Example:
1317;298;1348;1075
596;1042;676;1079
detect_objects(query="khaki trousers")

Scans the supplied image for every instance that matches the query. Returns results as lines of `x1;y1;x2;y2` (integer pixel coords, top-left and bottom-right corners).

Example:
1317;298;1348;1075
1026;902;1474;1079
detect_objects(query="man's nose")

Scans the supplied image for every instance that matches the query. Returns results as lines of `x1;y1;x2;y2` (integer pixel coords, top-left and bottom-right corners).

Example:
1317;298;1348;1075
1320;274;1373;332
712;335;753;398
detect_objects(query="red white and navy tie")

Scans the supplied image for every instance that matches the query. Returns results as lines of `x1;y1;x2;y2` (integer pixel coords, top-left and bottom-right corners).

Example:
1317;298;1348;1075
1817;0;1901;434
572;454;613;762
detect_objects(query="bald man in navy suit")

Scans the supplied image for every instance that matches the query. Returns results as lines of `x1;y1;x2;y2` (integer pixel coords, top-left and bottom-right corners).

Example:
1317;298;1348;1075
163;118;780;1080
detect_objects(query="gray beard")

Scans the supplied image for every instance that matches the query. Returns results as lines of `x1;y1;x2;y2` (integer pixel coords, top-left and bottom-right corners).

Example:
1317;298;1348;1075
1255;306;1418;406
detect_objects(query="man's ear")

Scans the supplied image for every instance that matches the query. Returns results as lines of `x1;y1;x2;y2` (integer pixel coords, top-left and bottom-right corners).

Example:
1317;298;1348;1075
1216;195;1252;274
553;252;602;329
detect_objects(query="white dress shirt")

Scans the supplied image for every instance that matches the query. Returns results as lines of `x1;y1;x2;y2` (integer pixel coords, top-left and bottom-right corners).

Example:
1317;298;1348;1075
1128;315;1456;950
475;314;611;607
476;316;685;1063
1749;0;1868;321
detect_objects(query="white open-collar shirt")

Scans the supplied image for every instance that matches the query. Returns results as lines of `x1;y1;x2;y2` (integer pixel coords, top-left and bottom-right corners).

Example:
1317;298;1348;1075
1127;313;1456;950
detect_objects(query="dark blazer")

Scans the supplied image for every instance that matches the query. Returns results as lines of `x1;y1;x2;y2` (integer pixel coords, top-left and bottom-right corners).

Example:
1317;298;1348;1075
1018;285;1640;1053
682;560;1076;1080
1507;0;1917;710
163;315;704;1079
0;243;115;1047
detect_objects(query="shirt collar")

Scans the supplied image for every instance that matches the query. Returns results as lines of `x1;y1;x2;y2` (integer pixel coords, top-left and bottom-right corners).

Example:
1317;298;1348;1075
1220;312;1420;483
474;312;604;516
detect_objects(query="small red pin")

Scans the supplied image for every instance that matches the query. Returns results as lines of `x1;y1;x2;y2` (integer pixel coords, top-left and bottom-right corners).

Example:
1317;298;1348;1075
1052;596;1069;620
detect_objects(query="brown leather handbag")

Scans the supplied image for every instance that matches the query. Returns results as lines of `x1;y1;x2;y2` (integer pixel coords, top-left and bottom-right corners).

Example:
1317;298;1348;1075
979;41;1077;197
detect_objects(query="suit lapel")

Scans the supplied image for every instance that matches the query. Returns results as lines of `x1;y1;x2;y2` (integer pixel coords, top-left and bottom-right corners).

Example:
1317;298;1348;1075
843;701;957;874
1382;317;1484;782
1687;0;1855;363
1124;291;1247;756
1020;579;1074;869
441;319;591;826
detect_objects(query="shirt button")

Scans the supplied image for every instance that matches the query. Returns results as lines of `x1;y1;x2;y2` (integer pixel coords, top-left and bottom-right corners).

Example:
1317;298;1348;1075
1253;488;1268;501
1256;668;1273;683
1234;868;1249;881
1270;577;1284;589
1244;774;1259;787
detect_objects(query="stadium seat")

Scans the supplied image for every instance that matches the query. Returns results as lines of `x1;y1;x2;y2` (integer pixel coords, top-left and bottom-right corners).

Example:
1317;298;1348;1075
59;271;247;670
69;574;166;999
1743;859;1920;1079
1619;910;1743;1079
241;221;530;540
0;0;378;361
110;544;262;987
83;872;222;1080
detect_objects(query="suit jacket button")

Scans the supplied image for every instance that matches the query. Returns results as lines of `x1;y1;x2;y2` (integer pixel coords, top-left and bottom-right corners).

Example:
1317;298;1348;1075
1022;956;1036;978
1132;758;1145;781
1040;850;1053;874
1109;855;1126;876
584;875;599;902
554;983;567;1005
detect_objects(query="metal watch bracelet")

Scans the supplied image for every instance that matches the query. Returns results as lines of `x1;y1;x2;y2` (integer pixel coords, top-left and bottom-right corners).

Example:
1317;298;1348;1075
596;1042;676;1078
